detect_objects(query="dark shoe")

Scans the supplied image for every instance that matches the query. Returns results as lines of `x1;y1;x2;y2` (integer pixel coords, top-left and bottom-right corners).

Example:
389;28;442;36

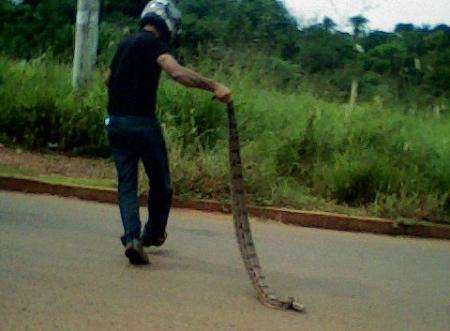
141;232;167;248
125;238;149;265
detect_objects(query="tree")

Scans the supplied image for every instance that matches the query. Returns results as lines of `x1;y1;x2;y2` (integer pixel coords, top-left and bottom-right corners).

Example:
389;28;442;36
103;0;146;17
349;15;369;40
298;25;355;73
0;0;75;58
347;15;369;108
362;30;394;50
395;23;414;34
323;16;336;31
365;41;408;75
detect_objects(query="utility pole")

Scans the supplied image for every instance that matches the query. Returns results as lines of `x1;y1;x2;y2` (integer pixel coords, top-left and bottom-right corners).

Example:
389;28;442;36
349;79;359;110
72;0;100;90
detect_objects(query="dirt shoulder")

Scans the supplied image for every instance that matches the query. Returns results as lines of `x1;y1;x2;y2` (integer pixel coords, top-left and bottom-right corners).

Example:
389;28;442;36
0;147;115;180
0;148;116;188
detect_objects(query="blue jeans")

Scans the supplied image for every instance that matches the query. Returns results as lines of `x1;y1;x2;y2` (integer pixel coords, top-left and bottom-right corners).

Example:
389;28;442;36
106;115;173;246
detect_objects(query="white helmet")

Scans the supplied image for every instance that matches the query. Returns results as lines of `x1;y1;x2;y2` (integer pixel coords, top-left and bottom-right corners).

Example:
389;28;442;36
140;0;182;41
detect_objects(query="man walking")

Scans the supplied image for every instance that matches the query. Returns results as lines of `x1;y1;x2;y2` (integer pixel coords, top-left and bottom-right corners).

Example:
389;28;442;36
105;0;231;265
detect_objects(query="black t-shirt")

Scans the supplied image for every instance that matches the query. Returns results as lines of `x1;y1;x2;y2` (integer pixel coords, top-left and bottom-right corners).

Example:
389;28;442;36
107;30;170;117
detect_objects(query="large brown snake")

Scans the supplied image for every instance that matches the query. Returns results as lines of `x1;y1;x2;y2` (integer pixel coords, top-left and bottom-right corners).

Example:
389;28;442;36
226;102;305;312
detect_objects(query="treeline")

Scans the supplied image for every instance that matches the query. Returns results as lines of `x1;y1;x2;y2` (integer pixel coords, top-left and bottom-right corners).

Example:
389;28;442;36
1;0;449;106
1;1;449;221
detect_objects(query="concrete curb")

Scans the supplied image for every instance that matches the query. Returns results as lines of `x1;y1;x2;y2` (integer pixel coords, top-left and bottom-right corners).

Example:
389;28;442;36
1;175;449;240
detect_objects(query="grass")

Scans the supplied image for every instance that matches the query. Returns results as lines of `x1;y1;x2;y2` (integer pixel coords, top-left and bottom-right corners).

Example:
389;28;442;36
0;55;449;224
0;164;115;189
38;176;116;189
0;164;36;177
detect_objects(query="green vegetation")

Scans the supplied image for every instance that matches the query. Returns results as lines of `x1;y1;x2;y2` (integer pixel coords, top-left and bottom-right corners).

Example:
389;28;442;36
2;0;449;105
0;163;116;188
0;0;449;223
1;57;448;223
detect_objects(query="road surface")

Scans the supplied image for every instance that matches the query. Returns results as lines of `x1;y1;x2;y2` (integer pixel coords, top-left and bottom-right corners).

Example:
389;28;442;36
0;191;449;330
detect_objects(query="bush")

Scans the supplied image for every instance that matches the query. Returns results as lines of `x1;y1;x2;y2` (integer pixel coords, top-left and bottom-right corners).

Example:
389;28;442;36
0;57;108;152
0;56;449;223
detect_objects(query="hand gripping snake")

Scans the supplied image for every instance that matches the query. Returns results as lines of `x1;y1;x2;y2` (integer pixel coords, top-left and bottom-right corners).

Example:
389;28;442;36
226;101;305;312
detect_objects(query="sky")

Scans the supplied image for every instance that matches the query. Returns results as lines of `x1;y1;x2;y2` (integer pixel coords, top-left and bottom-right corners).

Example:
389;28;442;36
284;0;450;31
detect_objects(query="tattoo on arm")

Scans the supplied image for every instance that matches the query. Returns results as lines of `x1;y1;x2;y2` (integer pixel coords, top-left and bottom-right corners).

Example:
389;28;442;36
158;54;217;92
174;67;217;92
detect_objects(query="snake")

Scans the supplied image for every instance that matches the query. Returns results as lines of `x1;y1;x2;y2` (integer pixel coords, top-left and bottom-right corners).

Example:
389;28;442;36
226;101;305;312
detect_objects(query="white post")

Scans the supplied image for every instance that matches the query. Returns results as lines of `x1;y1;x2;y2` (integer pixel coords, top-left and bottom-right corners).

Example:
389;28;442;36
349;78;359;110
73;0;100;90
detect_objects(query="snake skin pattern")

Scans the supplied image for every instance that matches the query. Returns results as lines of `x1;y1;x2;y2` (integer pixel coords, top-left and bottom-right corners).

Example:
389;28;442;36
226;102;304;312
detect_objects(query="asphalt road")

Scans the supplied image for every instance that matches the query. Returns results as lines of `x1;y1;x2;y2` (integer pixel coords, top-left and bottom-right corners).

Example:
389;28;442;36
1;191;449;331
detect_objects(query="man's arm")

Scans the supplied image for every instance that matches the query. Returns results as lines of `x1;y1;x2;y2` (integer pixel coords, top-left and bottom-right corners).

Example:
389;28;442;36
104;69;112;88
157;54;231;104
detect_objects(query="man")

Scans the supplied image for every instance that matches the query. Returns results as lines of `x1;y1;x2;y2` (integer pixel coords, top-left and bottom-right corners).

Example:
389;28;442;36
104;0;231;265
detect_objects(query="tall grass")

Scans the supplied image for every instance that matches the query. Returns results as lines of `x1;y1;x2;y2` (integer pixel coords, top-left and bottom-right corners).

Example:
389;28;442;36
0;56;449;223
